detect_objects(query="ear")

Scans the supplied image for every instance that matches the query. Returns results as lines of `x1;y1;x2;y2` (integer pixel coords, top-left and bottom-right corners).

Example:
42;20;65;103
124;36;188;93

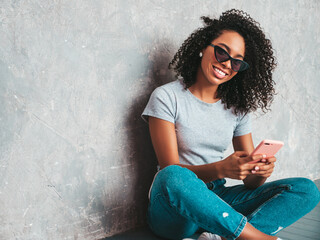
199;47;207;57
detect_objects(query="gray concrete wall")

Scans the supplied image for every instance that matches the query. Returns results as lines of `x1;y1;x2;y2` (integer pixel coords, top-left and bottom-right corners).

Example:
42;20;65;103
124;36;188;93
0;0;319;239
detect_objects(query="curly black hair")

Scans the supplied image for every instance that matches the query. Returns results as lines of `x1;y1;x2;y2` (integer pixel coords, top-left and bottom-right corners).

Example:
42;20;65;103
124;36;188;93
169;9;277;115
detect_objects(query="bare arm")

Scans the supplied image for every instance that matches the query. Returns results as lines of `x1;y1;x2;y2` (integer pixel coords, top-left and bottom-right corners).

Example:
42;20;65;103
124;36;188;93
148;116;224;183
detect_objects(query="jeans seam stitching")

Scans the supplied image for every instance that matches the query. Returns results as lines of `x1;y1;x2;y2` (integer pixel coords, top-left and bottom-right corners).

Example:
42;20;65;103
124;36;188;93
232;216;247;239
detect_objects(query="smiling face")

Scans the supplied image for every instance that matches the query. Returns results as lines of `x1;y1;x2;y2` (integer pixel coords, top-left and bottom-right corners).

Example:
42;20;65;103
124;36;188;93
198;30;246;87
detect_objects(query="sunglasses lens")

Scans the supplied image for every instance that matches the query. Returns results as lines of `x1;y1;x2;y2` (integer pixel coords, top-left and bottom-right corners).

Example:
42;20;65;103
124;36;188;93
231;59;242;72
215;47;229;62
213;44;248;72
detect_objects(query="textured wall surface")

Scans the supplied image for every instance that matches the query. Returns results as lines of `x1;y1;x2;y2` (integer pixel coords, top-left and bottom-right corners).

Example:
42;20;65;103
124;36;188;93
0;0;319;239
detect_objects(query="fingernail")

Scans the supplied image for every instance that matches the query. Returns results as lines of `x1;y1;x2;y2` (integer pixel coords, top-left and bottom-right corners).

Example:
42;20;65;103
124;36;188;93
255;166;259;171
252;170;256;174
262;154;267;158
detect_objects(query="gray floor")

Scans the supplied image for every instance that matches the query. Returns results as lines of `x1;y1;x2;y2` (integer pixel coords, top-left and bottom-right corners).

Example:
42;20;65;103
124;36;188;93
106;179;320;240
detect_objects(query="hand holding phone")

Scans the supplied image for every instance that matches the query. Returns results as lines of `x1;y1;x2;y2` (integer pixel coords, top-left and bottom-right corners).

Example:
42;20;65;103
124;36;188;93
250;139;284;163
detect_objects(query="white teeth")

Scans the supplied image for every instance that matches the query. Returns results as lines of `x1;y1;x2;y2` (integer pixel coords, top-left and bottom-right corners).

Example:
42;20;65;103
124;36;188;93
213;66;226;76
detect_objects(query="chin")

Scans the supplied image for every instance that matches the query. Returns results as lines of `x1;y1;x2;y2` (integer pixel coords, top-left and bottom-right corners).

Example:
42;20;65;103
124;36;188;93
208;76;230;86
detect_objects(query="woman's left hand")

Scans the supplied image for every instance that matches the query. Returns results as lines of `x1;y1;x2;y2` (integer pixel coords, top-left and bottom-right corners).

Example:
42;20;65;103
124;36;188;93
251;156;277;178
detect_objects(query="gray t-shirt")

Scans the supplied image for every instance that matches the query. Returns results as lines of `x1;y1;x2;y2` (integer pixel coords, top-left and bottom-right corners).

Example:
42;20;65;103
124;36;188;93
141;79;251;166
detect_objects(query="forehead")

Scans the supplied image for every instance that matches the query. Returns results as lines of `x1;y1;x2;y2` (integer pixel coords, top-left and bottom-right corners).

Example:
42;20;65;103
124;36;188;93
212;30;245;55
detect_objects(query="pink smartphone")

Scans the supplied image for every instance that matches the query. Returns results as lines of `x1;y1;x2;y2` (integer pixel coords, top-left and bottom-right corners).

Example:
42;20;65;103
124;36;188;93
250;139;284;162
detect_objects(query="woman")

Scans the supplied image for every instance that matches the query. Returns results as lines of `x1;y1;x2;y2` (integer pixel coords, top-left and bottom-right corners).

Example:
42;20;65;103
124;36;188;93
141;9;320;240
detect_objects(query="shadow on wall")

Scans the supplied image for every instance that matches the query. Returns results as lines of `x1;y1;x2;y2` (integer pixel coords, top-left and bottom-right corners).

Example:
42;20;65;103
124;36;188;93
103;40;177;237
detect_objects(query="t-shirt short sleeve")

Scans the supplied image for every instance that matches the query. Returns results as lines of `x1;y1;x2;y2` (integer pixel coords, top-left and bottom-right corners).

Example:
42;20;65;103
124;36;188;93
141;87;176;124
233;113;252;137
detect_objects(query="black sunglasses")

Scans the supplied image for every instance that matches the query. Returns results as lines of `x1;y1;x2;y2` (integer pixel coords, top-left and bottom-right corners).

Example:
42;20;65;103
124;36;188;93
209;44;249;72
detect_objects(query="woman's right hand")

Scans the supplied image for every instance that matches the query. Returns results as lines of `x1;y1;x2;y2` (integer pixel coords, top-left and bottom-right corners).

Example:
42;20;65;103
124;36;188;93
218;151;265;180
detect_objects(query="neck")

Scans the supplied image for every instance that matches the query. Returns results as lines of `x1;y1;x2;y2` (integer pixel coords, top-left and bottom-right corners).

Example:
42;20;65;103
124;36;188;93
189;68;220;103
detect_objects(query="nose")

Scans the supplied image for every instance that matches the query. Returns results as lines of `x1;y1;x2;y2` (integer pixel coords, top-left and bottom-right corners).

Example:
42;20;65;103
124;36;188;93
221;59;232;70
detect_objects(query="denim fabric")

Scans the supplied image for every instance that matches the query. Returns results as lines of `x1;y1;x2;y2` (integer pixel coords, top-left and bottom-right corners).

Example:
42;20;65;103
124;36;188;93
147;165;320;240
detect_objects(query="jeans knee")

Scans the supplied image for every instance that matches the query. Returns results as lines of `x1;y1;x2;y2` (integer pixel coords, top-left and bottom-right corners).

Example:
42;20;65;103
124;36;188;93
155;165;198;197
292;178;320;207
157;165;193;186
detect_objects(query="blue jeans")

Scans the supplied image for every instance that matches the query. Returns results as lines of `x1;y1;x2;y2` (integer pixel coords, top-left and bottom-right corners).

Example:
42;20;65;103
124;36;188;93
147;165;320;240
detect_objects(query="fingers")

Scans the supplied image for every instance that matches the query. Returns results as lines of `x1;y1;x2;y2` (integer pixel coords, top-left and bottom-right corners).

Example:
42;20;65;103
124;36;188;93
256;156;276;166
246;154;277;165
250;157;277;176
238;154;265;165
265;156;276;164
253;165;260;172
251;165;272;173
251;162;275;176
230;152;277;180
252;169;273;178
251;154;267;163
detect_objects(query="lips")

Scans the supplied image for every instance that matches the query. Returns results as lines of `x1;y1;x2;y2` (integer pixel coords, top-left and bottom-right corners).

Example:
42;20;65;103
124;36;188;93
212;65;228;79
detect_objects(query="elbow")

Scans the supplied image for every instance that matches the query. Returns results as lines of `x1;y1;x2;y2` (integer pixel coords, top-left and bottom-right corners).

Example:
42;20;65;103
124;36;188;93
158;159;180;170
